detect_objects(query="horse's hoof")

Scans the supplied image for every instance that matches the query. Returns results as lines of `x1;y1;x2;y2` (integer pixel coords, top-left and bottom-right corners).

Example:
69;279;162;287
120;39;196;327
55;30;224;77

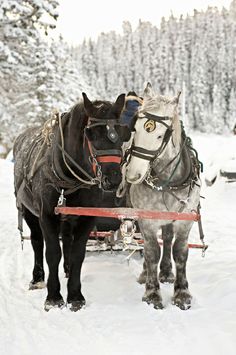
44;298;65;312
159;271;175;284
29;280;46;290
67;300;86;312
172;289;192;310
137;272;146;284
142;293;164;310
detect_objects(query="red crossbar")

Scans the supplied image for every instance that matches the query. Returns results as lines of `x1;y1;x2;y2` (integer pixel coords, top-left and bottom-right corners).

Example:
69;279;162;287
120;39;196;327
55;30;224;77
55;207;200;221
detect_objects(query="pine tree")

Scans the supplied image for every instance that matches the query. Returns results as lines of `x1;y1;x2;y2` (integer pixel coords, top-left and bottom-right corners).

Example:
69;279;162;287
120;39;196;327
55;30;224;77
75;1;236;134
0;0;59;146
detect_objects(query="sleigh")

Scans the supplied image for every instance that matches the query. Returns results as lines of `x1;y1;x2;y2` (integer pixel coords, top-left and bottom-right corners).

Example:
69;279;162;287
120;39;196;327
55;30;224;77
54;206;208;257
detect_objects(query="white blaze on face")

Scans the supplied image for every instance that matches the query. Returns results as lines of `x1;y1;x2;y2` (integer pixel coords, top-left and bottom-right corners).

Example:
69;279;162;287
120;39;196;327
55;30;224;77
126;82;180;185
126;118;169;184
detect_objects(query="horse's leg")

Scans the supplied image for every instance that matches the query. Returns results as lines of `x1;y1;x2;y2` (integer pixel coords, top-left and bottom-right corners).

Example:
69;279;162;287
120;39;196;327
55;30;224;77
137;221;147;284
137;259;147;284
67;216;95;312
138;224;175;285
141;225;163;309
159;224;175;283
40;215;64;311
24;208;45;290
60;219;72;278
172;223;192;310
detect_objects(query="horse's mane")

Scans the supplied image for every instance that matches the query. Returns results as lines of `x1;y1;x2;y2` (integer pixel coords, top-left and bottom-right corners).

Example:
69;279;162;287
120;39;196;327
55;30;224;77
69;99;117;123
62;98;119;148
172;111;181;147
61;101;87;146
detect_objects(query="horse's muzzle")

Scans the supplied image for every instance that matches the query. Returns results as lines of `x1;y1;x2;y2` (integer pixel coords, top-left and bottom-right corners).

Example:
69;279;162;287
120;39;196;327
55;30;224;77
101;170;122;191
126;173;144;184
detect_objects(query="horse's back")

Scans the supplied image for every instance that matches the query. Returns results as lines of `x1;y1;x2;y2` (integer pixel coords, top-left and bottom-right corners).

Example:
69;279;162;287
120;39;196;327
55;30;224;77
13;127;40;187
13;126;41;158
13;126;48;218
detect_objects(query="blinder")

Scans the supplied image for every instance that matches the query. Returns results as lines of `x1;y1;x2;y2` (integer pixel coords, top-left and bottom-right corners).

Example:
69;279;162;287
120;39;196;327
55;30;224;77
85;118;131;143
84;117;131;178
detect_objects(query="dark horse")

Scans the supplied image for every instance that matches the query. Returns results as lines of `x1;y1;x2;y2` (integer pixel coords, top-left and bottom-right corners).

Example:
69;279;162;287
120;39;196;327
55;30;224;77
13;92;131;311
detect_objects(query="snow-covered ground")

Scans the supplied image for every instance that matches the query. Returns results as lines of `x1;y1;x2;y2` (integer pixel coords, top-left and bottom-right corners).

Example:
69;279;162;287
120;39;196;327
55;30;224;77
0;133;235;355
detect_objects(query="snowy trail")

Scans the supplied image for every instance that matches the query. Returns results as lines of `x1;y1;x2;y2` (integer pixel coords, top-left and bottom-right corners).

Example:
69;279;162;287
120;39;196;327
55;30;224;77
0;134;236;355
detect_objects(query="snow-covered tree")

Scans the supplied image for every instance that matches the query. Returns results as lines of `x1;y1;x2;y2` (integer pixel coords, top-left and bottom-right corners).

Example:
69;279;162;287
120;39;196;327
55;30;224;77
76;1;236;134
0;0;97;148
0;0;59;146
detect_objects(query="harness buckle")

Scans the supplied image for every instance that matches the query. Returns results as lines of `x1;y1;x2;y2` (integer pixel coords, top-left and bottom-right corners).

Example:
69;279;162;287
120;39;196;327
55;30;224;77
90;156;103;187
179;198;189;205
120;218;136;239
145;170;163;190
58;189;66;207
201;241;208;257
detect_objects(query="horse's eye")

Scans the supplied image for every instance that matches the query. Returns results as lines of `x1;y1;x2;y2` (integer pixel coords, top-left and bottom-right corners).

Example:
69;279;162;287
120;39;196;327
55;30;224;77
157;135;162;139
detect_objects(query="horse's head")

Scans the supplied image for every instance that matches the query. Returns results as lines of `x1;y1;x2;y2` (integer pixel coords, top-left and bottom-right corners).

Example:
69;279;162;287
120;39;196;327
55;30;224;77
83;93;131;191
126;82;181;184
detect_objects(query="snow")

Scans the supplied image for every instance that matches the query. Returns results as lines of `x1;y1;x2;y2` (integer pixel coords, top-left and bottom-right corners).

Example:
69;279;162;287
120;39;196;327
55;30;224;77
0;144;7;155
0;133;236;355
203;134;236;183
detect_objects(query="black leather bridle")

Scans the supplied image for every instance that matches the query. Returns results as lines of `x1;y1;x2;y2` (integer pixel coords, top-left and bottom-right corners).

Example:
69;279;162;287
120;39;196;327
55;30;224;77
84;118;128;176
130;112;173;162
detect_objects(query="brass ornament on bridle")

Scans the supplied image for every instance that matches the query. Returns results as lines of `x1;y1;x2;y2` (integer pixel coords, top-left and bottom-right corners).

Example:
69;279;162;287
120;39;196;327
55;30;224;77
144;120;156;133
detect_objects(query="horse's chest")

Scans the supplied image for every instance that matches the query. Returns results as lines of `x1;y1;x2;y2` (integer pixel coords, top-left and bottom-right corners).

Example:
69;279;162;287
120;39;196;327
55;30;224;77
129;183;200;212
130;184;167;210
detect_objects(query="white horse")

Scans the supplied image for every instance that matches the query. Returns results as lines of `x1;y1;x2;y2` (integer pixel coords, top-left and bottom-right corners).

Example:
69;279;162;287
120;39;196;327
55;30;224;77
126;82;201;310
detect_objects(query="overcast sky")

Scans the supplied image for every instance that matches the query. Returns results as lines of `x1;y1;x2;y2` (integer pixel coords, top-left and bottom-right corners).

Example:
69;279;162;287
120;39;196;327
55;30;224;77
55;0;232;44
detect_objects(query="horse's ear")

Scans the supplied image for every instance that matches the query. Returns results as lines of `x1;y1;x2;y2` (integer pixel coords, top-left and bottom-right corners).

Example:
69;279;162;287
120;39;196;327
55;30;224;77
173;91;181;104
143;82;154;98
122;128;132;142
112;94;126;117
82;92;96;117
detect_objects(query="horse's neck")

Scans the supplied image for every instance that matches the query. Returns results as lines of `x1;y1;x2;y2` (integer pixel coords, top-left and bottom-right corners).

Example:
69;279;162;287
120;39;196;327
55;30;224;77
152;139;188;182
66;115;86;157
54;115;90;176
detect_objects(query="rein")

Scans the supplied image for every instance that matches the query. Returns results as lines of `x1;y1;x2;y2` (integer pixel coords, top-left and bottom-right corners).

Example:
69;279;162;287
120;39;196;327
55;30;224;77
57;112;99;186
84;117;123;176
145;137;191;191
86;137;122;176
128;112;200;191
53;112;124;191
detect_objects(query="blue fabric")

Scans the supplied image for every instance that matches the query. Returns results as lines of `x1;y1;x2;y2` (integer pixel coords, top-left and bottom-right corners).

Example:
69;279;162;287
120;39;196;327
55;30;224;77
120;100;140;127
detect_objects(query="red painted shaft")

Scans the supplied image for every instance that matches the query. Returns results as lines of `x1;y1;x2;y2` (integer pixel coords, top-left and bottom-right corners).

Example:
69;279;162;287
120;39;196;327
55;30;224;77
55;206;200;221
